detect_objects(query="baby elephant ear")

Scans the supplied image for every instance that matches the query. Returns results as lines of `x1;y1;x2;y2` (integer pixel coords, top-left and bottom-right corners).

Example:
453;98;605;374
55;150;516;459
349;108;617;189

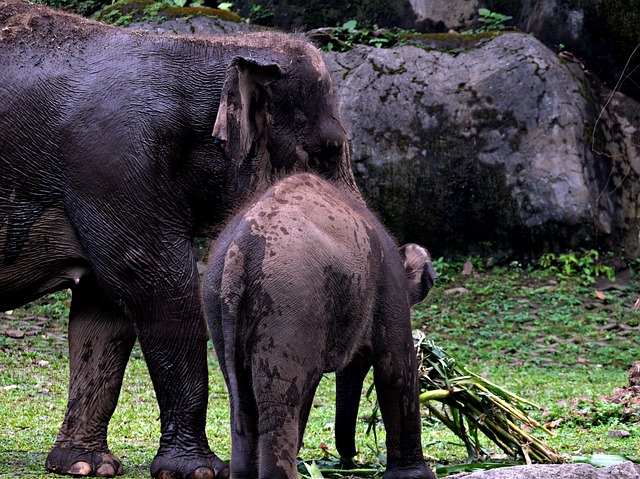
212;56;282;164
399;243;438;306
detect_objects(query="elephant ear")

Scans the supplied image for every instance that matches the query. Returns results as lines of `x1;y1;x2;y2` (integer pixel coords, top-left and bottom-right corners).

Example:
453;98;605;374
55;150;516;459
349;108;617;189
212;57;282;166
399;243;437;306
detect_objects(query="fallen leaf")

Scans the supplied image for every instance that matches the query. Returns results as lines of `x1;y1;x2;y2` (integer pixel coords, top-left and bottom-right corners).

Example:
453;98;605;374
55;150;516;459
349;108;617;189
594;290;606;300
444;287;470;296
462;258;473;275
544;418;563;429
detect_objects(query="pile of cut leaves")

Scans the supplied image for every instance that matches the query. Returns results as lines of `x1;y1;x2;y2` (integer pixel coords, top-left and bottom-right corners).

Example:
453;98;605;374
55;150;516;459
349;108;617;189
414;330;563;464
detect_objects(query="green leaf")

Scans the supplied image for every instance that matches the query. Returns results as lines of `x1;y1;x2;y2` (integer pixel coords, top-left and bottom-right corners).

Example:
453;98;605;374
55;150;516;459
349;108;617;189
342;19;357;31
217;2;233;11
303;461;325;478
572;454;633;467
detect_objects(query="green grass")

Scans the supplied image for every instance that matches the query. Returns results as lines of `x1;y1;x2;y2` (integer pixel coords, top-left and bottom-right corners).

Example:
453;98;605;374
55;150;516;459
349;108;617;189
1;260;639;477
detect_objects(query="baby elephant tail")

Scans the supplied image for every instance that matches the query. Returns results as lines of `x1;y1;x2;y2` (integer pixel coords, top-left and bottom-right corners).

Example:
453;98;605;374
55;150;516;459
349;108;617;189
216;246;248;438
399;243;437;305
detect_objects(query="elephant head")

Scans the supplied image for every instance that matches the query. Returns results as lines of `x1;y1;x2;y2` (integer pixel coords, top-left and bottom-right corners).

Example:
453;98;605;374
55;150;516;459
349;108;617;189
211;35;359;199
399;243;438;305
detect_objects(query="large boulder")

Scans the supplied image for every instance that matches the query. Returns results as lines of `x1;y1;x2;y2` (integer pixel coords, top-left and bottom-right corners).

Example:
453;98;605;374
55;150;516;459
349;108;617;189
324;32;638;258
447;461;640;479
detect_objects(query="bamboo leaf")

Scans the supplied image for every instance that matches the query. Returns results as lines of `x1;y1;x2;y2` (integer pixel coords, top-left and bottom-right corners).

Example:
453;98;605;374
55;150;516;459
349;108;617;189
302;461;325;478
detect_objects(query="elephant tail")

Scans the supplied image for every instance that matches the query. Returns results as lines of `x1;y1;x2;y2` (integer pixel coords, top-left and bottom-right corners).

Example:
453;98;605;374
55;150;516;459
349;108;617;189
219;249;246;437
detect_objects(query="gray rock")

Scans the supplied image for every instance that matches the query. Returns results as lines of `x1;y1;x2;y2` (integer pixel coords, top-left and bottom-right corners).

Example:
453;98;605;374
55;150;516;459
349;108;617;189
447;462;640;479
324;32;624;257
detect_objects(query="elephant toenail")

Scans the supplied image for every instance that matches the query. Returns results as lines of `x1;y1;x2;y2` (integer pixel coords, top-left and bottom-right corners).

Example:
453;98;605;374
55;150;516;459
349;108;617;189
68;461;92;476
96;463;116;477
192;467;215;479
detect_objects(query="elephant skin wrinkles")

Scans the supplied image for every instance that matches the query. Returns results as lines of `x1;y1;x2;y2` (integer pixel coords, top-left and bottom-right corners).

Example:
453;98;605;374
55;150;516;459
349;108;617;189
0;1;355;478
203;172;437;479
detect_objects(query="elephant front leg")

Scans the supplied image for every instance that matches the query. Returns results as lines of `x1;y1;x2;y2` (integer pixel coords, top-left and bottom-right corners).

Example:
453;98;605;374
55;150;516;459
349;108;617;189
374;336;435;479
46;278;135;477
134;275;227;479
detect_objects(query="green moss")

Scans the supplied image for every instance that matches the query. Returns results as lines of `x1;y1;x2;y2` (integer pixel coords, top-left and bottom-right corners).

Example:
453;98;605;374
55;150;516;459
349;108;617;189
95;0;242;25
402;30;521;54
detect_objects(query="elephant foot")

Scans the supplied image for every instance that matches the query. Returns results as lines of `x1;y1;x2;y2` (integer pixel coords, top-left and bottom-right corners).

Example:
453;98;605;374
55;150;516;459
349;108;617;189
382;463;436;479
150;449;229;479
46;446;124;477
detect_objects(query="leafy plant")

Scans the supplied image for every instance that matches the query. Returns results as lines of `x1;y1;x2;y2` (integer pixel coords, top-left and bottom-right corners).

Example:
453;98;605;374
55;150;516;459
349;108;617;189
544;396;635;428
164;0;204;8
316;20;406;53
629;257;640;278
539;250;615;285
462;8;513;34
248;4;273;23
432;256;454;282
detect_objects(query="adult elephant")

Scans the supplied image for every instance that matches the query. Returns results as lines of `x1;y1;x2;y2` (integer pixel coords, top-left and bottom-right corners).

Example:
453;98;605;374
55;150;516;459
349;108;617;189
0;1;356;478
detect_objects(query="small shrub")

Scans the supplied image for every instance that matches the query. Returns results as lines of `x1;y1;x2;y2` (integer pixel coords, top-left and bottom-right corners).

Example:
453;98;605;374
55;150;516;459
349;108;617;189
539;250;615;285
316;20;407;52
462;8;513;35
545;397;634;428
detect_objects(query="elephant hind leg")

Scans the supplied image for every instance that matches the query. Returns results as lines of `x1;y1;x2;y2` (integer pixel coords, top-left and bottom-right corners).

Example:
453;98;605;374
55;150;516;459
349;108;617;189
46;276;135;477
227;365;260;479
252;356;323;479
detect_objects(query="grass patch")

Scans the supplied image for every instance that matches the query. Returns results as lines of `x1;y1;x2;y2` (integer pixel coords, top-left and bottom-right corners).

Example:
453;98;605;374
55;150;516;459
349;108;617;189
1;261;639;477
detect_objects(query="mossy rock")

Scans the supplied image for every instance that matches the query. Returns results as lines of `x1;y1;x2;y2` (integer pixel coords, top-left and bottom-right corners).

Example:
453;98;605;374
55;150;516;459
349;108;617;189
95;0;242;26
402;30;519;53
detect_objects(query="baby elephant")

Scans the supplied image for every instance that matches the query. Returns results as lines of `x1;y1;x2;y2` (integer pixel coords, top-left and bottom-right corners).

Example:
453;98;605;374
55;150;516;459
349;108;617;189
203;173;437;479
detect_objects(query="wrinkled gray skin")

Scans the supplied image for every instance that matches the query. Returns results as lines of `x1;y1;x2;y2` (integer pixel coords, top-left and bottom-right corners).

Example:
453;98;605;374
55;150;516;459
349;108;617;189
203;173;437;479
0;1;357;478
